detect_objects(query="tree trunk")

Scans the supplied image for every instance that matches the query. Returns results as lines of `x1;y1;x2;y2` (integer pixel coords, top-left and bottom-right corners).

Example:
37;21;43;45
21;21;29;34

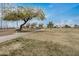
19;19;29;31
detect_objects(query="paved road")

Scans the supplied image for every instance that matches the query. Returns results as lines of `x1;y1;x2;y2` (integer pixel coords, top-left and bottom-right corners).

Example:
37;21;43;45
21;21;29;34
0;33;28;43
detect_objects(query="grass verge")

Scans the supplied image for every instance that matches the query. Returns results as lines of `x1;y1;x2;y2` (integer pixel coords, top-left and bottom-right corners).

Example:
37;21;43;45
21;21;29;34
0;37;79;56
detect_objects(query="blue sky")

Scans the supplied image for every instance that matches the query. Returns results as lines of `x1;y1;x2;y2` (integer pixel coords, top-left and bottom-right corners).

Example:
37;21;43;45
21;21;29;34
0;3;79;27
16;3;79;26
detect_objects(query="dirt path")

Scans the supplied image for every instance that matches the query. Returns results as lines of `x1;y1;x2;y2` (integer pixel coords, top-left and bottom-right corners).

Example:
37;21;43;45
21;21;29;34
0;32;29;43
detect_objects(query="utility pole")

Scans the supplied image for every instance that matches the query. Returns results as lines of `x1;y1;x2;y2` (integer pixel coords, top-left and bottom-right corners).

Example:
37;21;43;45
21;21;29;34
0;3;4;30
1;3;14;29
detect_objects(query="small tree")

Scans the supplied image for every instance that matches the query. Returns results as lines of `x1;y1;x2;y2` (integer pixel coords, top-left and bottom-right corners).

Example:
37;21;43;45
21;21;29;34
63;25;71;28
74;24;79;28
38;23;44;29
47;21;54;28
3;7;45;31
54;25;59;28
30;23;37;29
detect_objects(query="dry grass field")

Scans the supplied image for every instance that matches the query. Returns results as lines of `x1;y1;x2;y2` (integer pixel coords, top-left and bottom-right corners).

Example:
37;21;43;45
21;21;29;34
0;28;79;56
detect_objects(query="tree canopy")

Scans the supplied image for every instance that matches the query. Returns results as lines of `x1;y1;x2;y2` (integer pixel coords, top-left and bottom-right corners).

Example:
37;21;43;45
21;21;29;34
3;7;45;21
2;7;45;31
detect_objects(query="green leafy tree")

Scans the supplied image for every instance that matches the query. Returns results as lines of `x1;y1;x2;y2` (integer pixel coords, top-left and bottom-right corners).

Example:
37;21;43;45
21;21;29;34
74;24;79;28
63;25;71;28
54;25;59;28
47;21;54;28
3;7;45;31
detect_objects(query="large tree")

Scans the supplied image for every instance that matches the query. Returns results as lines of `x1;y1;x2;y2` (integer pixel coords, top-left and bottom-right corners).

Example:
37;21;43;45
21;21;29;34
3;7;45;31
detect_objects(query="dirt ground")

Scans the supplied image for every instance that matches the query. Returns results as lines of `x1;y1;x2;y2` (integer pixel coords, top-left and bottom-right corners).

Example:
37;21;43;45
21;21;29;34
0;29;15;36
23;28;79;51
0;28;79;55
